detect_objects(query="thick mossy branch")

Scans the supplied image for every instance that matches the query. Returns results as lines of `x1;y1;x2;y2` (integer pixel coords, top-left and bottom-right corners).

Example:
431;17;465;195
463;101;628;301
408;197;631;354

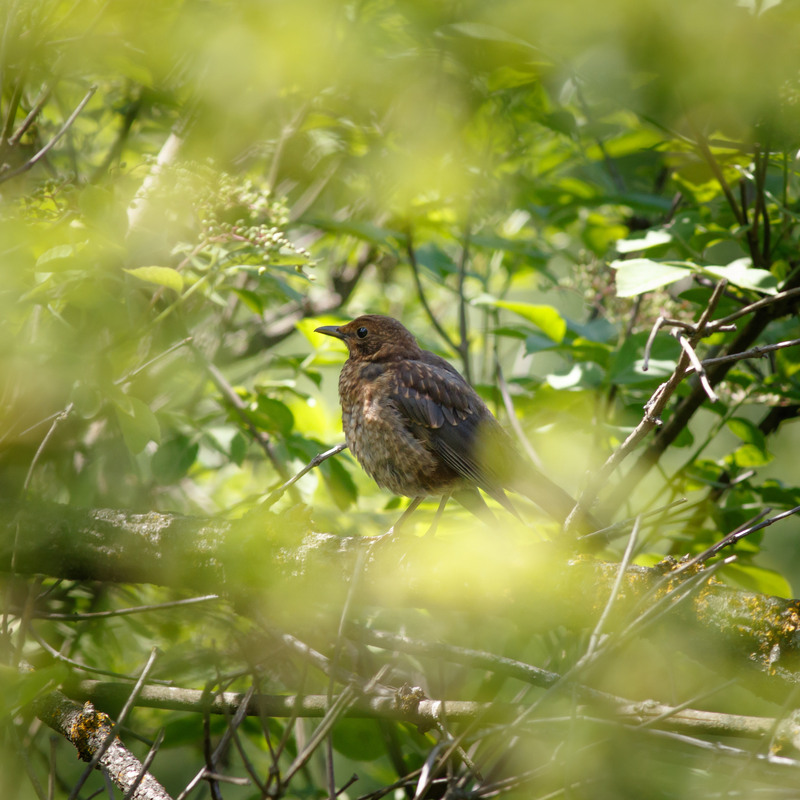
3;502;800;689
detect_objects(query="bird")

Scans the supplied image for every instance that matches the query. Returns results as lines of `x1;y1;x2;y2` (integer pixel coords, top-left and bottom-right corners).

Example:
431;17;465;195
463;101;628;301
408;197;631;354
315;314;595;533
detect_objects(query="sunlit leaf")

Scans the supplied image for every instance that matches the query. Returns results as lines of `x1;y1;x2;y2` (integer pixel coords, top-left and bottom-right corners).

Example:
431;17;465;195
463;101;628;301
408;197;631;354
475;297;566;342
125;266;184;292
726;417;767;451
611;259;693;297
704;258;779;295
253;396;295;436
615;229;672;253
152;436;199;484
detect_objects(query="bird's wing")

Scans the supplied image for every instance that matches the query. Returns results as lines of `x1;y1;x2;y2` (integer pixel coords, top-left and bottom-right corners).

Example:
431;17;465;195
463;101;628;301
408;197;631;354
387;357;512;497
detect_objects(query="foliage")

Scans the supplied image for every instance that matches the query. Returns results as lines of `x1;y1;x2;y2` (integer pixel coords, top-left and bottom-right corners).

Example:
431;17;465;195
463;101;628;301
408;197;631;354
3;0;800;797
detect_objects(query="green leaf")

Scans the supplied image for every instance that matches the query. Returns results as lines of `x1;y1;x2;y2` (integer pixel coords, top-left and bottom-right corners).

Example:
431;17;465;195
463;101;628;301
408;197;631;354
615;229;672;253
726;417;766;451
230;432;248;466
444;21;537;49
253;396;295;436
704;258;779;295
321;457;358;511
114;396;161;454
35;244;82;271
721;563;792;598
125;266;184;293
611;259;692;297
731;444;772;468
331;719;386;761
152;436;199;484
475;298;566;343
231;288;265;314
268;248;312;266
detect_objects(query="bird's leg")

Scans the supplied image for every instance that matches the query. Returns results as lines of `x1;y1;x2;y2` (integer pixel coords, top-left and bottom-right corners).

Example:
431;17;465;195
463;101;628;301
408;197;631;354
424;493;451;537
379;496;424;538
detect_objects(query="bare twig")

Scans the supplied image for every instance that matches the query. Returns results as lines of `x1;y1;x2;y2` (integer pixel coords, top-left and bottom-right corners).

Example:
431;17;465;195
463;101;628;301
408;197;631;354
126;128;184;236
123;728;166;800
495;364;544;469
25;593;219;621
405;230;460;359
0;85;96;184
585;518;640;658
176;685;256;800
456;217;473;384
675;333;718;402
688;121;746;227
676;505;800;574
712;286;800;327
642;316;665;372
8;83;53;147
690;337;800;373
262;443;347;508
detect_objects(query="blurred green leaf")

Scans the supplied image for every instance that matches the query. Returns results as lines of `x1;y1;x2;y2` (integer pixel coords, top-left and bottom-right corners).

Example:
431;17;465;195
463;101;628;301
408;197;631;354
331;719;386;761
230;432;248;466
615;229;672;253
253;396;295;436
114;396;161;454
721;563;792;598
152;435;199;484
125;266;184;293
320;456;358;511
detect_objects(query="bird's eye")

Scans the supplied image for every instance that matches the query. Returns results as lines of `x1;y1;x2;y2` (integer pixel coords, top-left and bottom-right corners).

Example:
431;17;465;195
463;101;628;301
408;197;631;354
356;326;368;339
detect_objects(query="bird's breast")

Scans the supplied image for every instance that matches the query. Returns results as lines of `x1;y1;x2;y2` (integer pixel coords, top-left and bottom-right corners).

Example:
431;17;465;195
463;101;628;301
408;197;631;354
337;360;456;497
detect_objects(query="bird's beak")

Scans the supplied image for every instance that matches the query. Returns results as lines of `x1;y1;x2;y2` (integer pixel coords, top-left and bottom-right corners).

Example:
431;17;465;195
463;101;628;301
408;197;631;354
315;325;346;341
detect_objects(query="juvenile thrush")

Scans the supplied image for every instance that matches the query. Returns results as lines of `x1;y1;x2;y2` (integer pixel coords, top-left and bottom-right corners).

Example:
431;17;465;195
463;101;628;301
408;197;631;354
316;314;592;529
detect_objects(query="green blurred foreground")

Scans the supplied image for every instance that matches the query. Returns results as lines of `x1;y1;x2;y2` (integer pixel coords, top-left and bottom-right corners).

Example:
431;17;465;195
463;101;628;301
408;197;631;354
3;0;800;797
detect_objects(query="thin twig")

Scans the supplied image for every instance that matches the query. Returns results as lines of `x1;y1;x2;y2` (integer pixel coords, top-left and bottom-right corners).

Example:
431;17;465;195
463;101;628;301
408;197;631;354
456;217;473;383
675;333;718;402
115;337;193;385
581;499;686;542
688;121;746;227
0;86;97;184
676;505;800;574
405;229;460;358
177;686;257;800
495;364;544;469
688;337;800;373
585;517;640;658
712;286;800;327
8;83;53;147
26;593;219;621
122;728;166;800
642;316;665;372
262;443;347;508
661;317;736;333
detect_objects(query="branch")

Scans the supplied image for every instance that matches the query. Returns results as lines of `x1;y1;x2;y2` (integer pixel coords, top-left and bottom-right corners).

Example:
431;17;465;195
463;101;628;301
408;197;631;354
6;502;800;690
602;273;800;516
68;680;800;750
33;690;172;800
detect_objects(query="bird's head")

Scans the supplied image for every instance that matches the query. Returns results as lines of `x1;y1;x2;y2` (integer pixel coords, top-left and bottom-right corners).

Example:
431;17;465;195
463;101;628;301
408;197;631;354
315;315;421;361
